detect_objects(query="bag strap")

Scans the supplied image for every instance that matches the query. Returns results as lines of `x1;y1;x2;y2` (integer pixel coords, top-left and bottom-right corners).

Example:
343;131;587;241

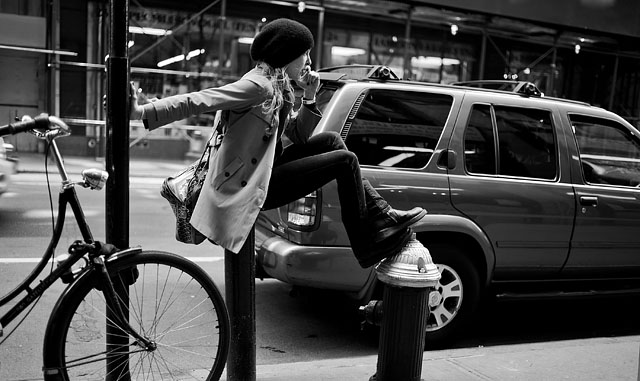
213;110;230;149
187;110;227;188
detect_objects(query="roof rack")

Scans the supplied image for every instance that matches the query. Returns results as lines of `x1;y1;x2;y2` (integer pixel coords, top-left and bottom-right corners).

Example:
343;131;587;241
317;65;400;81
451;80;543;97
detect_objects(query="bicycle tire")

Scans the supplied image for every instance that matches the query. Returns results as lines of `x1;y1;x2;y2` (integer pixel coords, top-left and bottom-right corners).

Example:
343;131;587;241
43;250;229;381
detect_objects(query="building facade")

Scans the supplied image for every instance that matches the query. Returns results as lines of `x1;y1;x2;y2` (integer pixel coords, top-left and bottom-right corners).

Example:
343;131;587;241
1;0;639;157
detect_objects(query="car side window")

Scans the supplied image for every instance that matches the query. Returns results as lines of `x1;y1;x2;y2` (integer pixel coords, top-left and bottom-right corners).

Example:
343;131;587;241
494;106;557;179
570;114;640;187
464;104;557;179
464;104;497;174
344;89;453;169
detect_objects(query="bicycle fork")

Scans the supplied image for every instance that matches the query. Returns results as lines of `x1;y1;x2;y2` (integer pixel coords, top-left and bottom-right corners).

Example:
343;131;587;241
41;246;150;381
93;256;157;352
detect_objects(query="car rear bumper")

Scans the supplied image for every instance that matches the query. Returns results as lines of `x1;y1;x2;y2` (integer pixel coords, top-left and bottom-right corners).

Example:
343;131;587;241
255;232;371;292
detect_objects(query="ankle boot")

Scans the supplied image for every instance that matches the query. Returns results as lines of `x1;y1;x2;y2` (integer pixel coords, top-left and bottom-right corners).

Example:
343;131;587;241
370;207;426;243
357;227;413;268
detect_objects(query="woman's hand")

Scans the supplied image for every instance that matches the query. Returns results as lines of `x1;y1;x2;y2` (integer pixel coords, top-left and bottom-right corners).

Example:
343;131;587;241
103;82;155;120
128;82;159;120
297;65;320;100
129;82;144;120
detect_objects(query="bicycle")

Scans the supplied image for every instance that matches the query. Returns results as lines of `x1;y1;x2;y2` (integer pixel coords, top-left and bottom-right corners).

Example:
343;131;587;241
0;114;229;380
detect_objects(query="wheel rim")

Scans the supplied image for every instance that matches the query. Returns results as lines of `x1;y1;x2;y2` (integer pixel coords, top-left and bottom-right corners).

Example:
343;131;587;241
426;263;463;332
62;261;224;380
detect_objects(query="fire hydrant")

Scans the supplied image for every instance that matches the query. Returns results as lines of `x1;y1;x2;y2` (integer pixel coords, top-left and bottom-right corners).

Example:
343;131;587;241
363;233;441;381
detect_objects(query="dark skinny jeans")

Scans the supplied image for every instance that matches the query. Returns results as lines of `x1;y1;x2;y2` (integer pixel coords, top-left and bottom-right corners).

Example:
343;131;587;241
262;131;390;264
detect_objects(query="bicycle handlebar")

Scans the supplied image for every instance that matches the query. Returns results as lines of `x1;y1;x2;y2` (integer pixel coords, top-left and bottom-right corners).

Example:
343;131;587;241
0;114;70;137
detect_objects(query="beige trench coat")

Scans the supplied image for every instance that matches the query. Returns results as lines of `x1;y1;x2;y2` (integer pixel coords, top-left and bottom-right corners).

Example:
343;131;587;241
142;67;322;253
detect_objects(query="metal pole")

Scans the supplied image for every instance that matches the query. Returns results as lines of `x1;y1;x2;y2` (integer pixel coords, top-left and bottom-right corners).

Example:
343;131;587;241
225;226;257;381
439;28;447;83
218;0;226;79
550;45;557;97
478;30;486;80
402;6;412;80
105;0;130;379
608;54;619;111
315;8;325;69
47;0;61;115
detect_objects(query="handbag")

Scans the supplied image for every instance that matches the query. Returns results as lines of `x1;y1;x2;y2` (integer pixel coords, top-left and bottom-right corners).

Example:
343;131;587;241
160;111;227;244
160;143;210;244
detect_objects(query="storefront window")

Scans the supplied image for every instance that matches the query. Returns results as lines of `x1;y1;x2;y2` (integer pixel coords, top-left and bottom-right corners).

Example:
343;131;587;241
324;28;473;83
0;0;43;16
371;33;474;83
125;7;264;155
129;6;260;95
325;29;369;66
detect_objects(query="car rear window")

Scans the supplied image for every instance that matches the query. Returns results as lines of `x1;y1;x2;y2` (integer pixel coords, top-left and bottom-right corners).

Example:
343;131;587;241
570;114;640;187
342;89;453;169
316;86;337;114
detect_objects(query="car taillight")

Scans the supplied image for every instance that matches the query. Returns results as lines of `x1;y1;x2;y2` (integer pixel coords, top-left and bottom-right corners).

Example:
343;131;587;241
286;191;319;228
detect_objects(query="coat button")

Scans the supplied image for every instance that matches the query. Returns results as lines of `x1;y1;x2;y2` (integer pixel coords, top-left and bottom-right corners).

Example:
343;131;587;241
262;135;269;142
251;158;257;164
241;181;247;187
224;172;230;177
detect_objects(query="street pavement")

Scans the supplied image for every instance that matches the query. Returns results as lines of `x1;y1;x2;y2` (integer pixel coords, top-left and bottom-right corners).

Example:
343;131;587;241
11;152;640;380
14;151;190;179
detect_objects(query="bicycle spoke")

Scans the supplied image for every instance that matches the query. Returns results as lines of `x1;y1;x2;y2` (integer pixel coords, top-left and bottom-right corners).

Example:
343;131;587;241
55;253;228;380
65;345;146;368
154;298;213;340
156;337;217;358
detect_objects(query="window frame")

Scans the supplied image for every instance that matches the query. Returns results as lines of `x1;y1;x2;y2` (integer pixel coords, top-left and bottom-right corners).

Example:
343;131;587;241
569;112;640;187
463;103;559;181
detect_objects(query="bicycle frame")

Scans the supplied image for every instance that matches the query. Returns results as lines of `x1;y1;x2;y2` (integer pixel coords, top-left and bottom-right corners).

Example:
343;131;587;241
0;137;95;335
1;116;229;380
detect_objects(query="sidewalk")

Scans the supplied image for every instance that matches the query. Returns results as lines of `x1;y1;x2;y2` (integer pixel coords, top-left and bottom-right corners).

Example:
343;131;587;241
247;336;639;380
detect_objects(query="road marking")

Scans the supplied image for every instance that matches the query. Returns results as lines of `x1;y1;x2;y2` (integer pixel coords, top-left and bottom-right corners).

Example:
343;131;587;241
0;257;224;264
22;209;102;218
0;258;45;263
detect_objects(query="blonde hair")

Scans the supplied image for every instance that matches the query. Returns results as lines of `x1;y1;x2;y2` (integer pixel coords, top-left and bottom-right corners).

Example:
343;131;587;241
256;63;294;137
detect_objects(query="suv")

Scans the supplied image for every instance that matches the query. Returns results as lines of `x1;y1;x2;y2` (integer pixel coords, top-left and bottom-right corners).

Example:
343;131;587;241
255;65;640;346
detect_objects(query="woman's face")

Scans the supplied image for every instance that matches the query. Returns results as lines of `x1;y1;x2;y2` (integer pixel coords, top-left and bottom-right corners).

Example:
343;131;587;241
285;50;311;82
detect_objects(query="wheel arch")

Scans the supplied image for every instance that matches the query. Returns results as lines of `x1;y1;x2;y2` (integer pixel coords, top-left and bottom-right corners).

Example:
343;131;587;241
413;214;494;288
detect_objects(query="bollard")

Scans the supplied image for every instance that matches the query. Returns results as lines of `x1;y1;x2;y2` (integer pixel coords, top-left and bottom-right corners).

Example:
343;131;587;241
368;233;441;381
224;226;256;381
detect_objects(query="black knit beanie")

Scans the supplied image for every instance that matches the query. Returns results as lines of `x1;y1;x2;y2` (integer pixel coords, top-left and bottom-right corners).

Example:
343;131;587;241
250;18;314;68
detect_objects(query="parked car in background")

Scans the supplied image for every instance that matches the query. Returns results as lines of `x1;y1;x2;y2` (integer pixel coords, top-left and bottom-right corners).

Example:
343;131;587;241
255;65;640;347
0;137;13;196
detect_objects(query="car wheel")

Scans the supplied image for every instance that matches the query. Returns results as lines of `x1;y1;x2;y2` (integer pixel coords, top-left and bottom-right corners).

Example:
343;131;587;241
424;244;481;347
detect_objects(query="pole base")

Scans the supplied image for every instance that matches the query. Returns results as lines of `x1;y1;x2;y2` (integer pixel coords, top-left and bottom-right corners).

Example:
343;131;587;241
370;374;424;381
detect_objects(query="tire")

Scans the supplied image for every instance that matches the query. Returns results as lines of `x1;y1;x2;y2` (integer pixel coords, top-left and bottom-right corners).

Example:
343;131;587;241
423;244;481;347
44;250;229;381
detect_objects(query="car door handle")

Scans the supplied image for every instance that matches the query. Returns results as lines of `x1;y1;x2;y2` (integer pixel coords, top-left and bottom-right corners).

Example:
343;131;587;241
437;149;456;170
579;195;598;207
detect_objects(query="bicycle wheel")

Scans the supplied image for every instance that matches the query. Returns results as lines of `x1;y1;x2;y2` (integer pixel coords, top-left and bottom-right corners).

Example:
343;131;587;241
43;250;229;381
